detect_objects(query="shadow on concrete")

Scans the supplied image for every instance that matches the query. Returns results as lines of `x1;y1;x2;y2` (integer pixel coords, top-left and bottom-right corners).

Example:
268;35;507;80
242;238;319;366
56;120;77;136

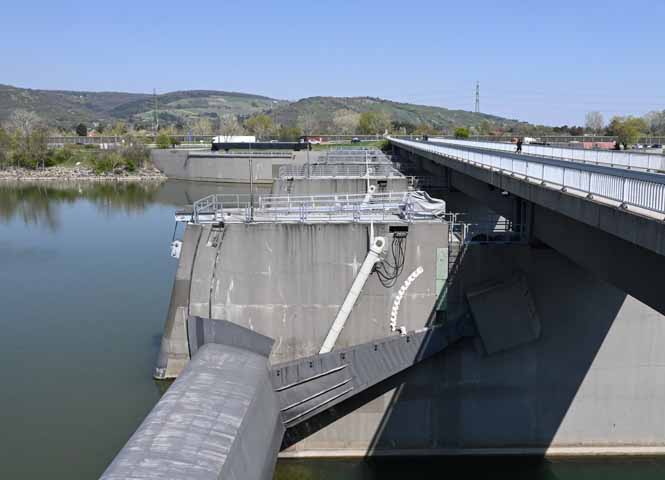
285;188;627;456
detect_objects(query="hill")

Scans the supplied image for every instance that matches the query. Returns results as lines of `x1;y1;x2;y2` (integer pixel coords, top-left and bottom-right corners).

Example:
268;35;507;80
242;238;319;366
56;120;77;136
0;84;525;133
0;84;147;126
266;96;524;132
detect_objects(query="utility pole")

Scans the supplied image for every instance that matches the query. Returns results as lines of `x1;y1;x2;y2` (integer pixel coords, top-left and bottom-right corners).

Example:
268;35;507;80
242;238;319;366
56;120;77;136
474;81;480;113
152;89;159;137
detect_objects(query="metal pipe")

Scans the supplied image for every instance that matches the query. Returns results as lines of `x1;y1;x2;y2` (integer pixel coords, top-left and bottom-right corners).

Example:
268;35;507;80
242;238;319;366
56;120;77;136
319;236;385;354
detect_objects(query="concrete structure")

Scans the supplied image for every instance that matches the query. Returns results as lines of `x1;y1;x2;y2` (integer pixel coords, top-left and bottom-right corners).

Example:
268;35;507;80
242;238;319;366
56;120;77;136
272;177;410;196
151;149;311;183
391;137;665;316
120;136;665;472
156;218;449;377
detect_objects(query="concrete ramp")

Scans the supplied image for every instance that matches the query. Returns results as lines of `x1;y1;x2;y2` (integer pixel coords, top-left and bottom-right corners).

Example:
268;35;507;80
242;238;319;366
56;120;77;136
101;337;283;480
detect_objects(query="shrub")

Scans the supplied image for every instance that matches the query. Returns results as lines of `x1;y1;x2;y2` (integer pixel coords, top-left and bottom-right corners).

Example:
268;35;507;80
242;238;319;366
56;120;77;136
156;133;179;149
91;152;124;174
120;141;149;169
454;127;470;139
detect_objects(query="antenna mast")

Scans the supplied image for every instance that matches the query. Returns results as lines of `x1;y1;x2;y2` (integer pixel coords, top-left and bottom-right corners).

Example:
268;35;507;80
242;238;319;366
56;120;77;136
474;81;480;113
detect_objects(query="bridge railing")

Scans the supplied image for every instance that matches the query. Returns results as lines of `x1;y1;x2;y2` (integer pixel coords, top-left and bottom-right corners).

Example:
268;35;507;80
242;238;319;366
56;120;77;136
278;163;401;178
391;138;665;216
428;138;665;173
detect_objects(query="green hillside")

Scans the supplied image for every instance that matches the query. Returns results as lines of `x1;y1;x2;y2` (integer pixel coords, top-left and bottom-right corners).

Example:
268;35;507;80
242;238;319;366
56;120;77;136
266;96;525;132
0;84;147;126
0;84;525;133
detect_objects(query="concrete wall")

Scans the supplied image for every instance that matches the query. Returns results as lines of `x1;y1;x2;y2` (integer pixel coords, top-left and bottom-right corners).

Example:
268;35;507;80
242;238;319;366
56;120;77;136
151;150;310;183
284;244;665;456
157;221;447;374
271;177;410;196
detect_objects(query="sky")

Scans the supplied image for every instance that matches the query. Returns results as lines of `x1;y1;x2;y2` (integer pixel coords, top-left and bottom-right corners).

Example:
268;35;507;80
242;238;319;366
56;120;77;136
1;0;664;126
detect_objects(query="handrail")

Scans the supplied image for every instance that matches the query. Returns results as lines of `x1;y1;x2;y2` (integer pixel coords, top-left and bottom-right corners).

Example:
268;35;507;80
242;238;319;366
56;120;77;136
391;138;665;215
428;138;665;173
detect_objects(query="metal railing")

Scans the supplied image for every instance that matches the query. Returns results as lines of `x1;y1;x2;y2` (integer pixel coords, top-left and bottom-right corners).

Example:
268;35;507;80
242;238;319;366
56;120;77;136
428;138;665;173
391;138;665;216
191;191;437;223
278;163;402;178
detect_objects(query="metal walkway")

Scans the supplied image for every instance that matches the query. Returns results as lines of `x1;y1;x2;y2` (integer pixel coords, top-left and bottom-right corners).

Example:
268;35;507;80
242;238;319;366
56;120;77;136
391;137;665;217
179;191;448;224
428;138;665;173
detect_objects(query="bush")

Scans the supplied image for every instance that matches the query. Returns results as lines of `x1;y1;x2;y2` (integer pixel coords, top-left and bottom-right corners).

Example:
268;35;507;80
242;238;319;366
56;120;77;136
454;127;470;139
91;152;124;174
120;141;149;169
156;133;179;149
46;146;79;167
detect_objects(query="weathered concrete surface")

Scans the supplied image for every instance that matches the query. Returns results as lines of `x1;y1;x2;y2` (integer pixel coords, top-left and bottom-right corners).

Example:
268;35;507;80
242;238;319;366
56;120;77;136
284;244;665;455
157;221;447;377
104;343;283;480
151;150;311;183
271;177;410;196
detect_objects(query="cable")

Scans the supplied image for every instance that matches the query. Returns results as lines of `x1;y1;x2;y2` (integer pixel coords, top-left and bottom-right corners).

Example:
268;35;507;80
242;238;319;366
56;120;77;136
374;232;407;288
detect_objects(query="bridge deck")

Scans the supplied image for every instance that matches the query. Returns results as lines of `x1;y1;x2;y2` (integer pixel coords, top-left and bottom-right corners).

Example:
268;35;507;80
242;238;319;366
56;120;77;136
391;137;665;219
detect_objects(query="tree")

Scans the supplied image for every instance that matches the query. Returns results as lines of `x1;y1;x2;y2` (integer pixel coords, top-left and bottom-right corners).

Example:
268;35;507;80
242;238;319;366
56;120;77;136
0;127;9;169
606;116;647;148
643;110;665;135
297;113;319;136
244;114;273;140
585;111;604;134
479;120;493;136
277;125;302;142
217;115;245;140
75;123;88;137
109;121;128;136
332;109;360;134
191;117;213;135
454;127;470;139
357;111;391;135
413;123;438;137
5;109;42;137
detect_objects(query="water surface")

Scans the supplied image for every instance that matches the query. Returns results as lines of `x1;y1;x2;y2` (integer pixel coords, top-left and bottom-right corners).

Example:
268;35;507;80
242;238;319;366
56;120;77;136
1;180;664;479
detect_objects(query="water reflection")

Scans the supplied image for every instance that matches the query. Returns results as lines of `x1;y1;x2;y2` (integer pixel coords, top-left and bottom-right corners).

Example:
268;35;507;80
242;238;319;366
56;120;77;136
0;180;164;230
0;179;266;230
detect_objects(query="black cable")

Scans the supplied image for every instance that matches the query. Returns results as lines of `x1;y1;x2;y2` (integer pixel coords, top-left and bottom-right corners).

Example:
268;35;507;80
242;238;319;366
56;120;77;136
374;233;407;288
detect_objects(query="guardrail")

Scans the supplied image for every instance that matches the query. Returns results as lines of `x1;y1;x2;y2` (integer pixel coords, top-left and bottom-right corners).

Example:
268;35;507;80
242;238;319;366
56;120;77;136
391;138;665;216
190;191;442;223
279;163;401;178
429;138;665;173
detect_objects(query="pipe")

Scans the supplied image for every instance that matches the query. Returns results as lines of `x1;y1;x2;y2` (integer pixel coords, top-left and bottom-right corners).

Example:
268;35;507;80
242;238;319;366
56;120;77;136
320;236;385;353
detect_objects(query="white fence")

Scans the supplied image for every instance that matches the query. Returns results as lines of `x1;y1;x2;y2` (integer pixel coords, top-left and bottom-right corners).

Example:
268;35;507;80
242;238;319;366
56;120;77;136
391;138;665;215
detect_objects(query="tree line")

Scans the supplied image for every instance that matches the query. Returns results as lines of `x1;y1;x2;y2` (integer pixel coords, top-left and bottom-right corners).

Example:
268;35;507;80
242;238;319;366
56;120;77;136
0;110;150;172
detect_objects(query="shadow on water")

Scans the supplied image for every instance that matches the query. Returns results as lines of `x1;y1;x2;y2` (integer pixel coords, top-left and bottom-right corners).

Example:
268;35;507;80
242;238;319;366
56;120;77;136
276;455;665;479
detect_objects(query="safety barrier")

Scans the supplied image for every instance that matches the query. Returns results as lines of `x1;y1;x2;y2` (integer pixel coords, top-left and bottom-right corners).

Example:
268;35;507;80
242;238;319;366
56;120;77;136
391;138;665;215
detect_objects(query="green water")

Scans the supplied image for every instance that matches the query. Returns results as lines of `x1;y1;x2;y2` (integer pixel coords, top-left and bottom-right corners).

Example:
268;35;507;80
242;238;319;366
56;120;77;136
1;180;664;479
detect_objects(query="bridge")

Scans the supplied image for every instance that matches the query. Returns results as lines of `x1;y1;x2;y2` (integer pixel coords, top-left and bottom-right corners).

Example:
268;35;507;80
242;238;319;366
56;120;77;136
390;137;665;316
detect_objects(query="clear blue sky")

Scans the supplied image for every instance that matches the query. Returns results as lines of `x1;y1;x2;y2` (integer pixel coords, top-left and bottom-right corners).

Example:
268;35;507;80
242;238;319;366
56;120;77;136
1;0;663;125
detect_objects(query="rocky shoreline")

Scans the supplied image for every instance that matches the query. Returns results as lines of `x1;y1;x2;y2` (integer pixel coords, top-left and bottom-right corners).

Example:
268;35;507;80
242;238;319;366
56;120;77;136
0;166;166;181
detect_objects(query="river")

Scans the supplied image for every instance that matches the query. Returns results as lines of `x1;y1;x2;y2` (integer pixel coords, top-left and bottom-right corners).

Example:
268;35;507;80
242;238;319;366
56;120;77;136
1;179;664;479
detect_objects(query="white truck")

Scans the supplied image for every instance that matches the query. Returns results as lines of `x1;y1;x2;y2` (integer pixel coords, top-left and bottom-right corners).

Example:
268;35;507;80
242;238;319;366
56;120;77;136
212;135;256;143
